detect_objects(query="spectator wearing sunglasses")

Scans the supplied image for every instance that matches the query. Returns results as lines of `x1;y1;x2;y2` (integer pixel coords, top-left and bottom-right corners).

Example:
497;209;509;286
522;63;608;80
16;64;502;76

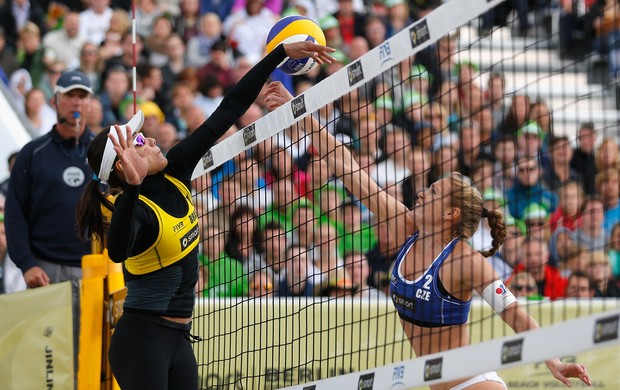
508;271;543;301
506;155;557;220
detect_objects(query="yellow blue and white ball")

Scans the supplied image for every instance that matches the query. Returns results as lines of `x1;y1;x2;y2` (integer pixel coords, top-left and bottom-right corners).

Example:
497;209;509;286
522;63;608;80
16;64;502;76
265;15;326;76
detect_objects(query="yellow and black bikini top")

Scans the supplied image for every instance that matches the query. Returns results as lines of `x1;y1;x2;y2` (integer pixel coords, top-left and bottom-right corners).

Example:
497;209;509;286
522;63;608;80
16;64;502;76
124;174;200;275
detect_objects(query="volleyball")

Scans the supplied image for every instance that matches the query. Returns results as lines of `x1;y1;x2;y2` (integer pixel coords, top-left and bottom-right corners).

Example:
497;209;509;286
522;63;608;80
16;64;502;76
265;15;326;76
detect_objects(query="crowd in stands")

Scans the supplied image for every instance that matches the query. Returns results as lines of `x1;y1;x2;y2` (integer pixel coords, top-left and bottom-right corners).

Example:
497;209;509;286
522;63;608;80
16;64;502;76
0;0;619;301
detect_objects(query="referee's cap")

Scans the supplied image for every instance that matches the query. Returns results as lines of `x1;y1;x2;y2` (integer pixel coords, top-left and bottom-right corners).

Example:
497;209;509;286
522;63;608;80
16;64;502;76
55;70;93;95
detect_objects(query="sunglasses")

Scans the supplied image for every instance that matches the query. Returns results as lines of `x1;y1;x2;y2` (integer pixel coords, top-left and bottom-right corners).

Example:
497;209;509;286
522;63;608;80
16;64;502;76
526;220;546;228
513;285;536;292
133;133;146;147
518;166;538;172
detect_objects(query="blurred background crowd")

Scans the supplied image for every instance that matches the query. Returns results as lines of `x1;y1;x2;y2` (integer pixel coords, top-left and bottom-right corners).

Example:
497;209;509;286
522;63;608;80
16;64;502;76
0;0;619;301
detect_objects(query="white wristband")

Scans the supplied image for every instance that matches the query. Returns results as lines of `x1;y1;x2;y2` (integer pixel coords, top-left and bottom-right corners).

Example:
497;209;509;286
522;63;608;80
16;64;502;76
481;280;518;315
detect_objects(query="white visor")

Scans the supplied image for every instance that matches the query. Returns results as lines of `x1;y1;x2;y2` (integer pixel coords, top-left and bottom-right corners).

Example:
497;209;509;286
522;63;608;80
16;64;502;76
98;110;145;185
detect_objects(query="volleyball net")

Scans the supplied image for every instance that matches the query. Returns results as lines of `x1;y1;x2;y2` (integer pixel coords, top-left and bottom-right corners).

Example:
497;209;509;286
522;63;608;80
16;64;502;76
190;0;620;388
280;307;620;390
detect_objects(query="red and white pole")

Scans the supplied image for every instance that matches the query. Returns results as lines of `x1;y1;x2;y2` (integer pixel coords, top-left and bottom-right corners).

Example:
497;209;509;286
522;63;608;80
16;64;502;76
131;0;137;114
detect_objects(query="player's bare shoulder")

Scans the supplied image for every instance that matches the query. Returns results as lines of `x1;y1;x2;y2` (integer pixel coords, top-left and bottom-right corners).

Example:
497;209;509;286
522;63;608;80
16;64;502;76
450;239;479;264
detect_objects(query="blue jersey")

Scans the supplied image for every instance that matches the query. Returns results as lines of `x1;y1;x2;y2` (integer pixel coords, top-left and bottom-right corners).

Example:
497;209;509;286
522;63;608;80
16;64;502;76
389;232;471;327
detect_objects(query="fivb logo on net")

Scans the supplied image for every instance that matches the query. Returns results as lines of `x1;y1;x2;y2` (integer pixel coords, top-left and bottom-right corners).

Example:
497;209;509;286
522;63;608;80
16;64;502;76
379;42;395;66
391;365;406;389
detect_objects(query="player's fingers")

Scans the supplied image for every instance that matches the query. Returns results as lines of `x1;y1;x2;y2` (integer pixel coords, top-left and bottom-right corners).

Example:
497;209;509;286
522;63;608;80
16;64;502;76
316;51;335;64
309;42;335;52
578;365;591;386
125;125;133;143
266;81;282;90
36;274;48;287
559;376;572;387
109;125;126;149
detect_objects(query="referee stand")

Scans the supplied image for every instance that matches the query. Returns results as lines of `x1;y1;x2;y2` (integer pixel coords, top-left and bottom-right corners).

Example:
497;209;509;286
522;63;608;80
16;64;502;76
78;238;125;390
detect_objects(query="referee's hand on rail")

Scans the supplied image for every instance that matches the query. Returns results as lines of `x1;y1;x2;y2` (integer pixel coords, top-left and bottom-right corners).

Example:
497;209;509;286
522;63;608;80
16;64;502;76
24;266;50;288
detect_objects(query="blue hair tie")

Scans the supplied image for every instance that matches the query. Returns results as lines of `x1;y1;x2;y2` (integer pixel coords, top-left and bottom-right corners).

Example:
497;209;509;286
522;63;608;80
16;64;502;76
92;173;101;183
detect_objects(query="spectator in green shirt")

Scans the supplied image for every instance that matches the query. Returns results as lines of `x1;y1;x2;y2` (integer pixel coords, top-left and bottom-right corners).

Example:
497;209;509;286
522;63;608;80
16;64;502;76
199;225;248;297
337;197;377;256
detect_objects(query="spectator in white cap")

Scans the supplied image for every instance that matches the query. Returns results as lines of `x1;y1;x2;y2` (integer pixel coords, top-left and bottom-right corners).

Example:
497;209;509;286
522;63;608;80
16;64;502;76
522;202;550;242
516;120;544;158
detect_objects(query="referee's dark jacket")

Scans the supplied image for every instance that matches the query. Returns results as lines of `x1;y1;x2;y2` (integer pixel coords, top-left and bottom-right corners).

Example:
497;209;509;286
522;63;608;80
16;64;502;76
5;126;94;273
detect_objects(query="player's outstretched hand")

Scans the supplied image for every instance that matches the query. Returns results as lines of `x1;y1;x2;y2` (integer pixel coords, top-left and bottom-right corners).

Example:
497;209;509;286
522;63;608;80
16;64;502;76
109;125;148;186
264;81;295;111
546;360;592;387
283;41;336;65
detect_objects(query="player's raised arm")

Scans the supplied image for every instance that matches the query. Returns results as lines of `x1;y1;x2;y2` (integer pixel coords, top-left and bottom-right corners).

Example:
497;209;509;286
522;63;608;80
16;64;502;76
264;81;416;244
